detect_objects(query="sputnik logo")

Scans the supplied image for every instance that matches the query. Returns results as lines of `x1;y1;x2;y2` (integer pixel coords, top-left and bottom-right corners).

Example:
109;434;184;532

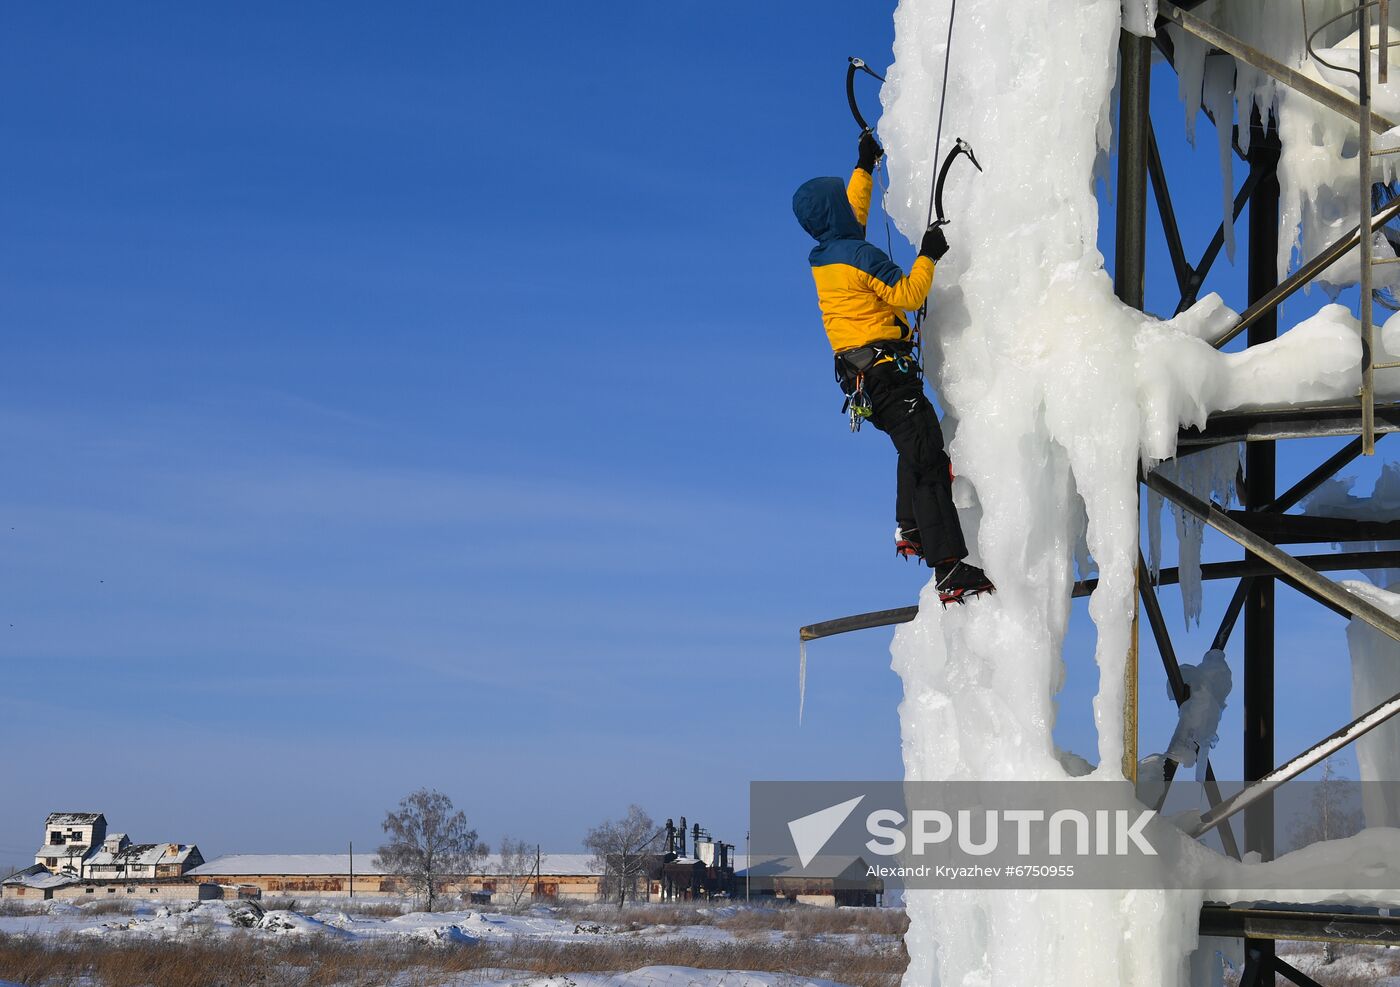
788;796;864;867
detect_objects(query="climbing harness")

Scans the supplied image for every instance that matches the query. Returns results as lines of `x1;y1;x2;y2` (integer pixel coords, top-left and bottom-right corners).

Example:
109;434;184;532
835;341;919;432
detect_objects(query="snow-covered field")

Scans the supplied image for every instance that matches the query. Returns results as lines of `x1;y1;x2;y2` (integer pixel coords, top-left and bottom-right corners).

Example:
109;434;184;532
0;900;906;987
0;971;849;987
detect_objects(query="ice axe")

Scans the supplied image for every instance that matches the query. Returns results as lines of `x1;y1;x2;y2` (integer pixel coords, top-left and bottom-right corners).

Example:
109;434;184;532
845;56;885;135
930;138;981;227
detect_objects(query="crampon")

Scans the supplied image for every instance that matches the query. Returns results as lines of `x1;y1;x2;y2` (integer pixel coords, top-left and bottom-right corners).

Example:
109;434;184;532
935;561;996;606
894;526;924;562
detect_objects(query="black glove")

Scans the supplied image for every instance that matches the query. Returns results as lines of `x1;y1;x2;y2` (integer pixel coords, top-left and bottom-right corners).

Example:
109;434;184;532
857;129;883;172
919;224;949;262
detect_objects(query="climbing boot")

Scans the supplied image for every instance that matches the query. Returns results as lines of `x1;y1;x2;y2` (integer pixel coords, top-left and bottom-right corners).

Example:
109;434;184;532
935;560;996;606
894;526;923;562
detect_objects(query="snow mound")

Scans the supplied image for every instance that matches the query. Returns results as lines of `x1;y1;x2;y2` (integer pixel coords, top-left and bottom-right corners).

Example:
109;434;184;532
403;923;479;946
257;909;348;937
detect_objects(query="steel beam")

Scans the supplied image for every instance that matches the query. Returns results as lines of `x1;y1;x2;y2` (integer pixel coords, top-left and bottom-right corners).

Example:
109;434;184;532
1273;957;1328;987
1264;434;1380;513
1116;27;1151;782
1142;470;1400;642
799;606;920;642
1226;511;1400;543
1139;553;1187;701
1199;903;1400;945
799;550;1400;642
1177;402;1400;447
1147;124;1192;296
1243;116;1280;887
1115;30;1152;309
1213;436;1380;650
1173;166;1262;316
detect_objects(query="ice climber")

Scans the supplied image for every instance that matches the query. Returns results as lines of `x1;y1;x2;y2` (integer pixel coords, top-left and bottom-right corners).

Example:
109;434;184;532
792;131;994;605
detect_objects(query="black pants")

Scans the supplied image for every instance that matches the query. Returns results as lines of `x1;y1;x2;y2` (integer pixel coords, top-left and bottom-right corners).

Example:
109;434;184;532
862;361;968;565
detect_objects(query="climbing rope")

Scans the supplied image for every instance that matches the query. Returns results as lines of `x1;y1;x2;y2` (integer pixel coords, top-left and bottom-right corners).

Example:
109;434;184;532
925;0;960;228
917;0;962;372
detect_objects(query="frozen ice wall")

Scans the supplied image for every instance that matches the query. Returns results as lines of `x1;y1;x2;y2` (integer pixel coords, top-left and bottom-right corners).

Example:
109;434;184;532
869;1;1400;982
880;1;1207;982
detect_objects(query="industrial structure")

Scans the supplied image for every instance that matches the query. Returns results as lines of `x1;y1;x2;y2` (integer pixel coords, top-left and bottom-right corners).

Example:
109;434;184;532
7;810;881;906
799;2;1400;980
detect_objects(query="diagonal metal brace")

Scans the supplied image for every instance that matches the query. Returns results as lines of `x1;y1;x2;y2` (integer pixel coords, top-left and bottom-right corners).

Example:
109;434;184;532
1188;681;1400;838
1142;469;1400;644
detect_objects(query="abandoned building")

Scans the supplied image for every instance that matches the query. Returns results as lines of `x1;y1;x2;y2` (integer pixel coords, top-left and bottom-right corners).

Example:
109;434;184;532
33;812;106;875
186;852;606;901
85;833;204;880
736;855;883;907
2;866;79;901
647;816;738;901
25;811;202;883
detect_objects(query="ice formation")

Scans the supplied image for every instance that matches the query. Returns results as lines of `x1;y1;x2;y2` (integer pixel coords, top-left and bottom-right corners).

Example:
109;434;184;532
1165;649;1232;775
880;0;1208;979
1304;459;1400;584
1166;3;1400;287
872;0;1400;984
1145;445;1239;626
1343;580;1400;828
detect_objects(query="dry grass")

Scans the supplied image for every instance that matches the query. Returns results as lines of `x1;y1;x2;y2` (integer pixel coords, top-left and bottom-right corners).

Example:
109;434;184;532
1221;944;1400;987
0;927;908;987
551;902;907;939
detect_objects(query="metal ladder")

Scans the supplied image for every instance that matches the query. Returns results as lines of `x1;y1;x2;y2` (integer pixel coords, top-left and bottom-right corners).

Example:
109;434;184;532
1311;0;1397;454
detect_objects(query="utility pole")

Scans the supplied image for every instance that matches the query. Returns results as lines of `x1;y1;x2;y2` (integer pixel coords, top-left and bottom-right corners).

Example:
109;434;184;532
745;830;750;902
349;842;354;899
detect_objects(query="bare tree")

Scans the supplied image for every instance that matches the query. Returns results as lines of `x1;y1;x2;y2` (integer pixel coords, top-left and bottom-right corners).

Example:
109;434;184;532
375;788;487;911
583;804;660;907
1286;760;1364;852
1284;759;1365;965
496;837;538;912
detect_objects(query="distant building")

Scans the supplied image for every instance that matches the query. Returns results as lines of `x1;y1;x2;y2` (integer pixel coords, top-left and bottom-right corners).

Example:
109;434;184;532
187;852;605;901
2;865;79;901
31;812;203;884
51;881;220;902
34;812;106;875
83;834;204;881
737;855;883;907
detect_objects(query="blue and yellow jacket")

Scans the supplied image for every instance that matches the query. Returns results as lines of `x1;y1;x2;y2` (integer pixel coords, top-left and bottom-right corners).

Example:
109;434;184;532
793;169;935;353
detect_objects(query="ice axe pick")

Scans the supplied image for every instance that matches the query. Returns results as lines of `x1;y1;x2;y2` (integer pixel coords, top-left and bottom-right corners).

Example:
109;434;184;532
931;138;982;227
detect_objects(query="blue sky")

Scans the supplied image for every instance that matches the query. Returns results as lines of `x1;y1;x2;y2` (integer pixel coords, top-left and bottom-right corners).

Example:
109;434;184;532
0;3;1385;867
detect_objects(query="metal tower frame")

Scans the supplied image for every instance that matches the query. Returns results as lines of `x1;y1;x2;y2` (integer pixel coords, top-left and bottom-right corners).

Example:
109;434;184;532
799;3;1400;978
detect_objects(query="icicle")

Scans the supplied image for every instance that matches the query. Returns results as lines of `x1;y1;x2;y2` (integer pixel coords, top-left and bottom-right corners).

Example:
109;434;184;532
1169;23;1207;146
1203;54;1237;262
1147;487;1164;581
798;639;807;724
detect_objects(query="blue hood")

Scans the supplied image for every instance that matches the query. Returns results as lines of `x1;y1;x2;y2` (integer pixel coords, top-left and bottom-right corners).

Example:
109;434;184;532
793;176;864;243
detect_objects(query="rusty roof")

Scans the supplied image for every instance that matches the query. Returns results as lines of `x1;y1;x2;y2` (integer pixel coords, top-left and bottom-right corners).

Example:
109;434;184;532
44;812;104;826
